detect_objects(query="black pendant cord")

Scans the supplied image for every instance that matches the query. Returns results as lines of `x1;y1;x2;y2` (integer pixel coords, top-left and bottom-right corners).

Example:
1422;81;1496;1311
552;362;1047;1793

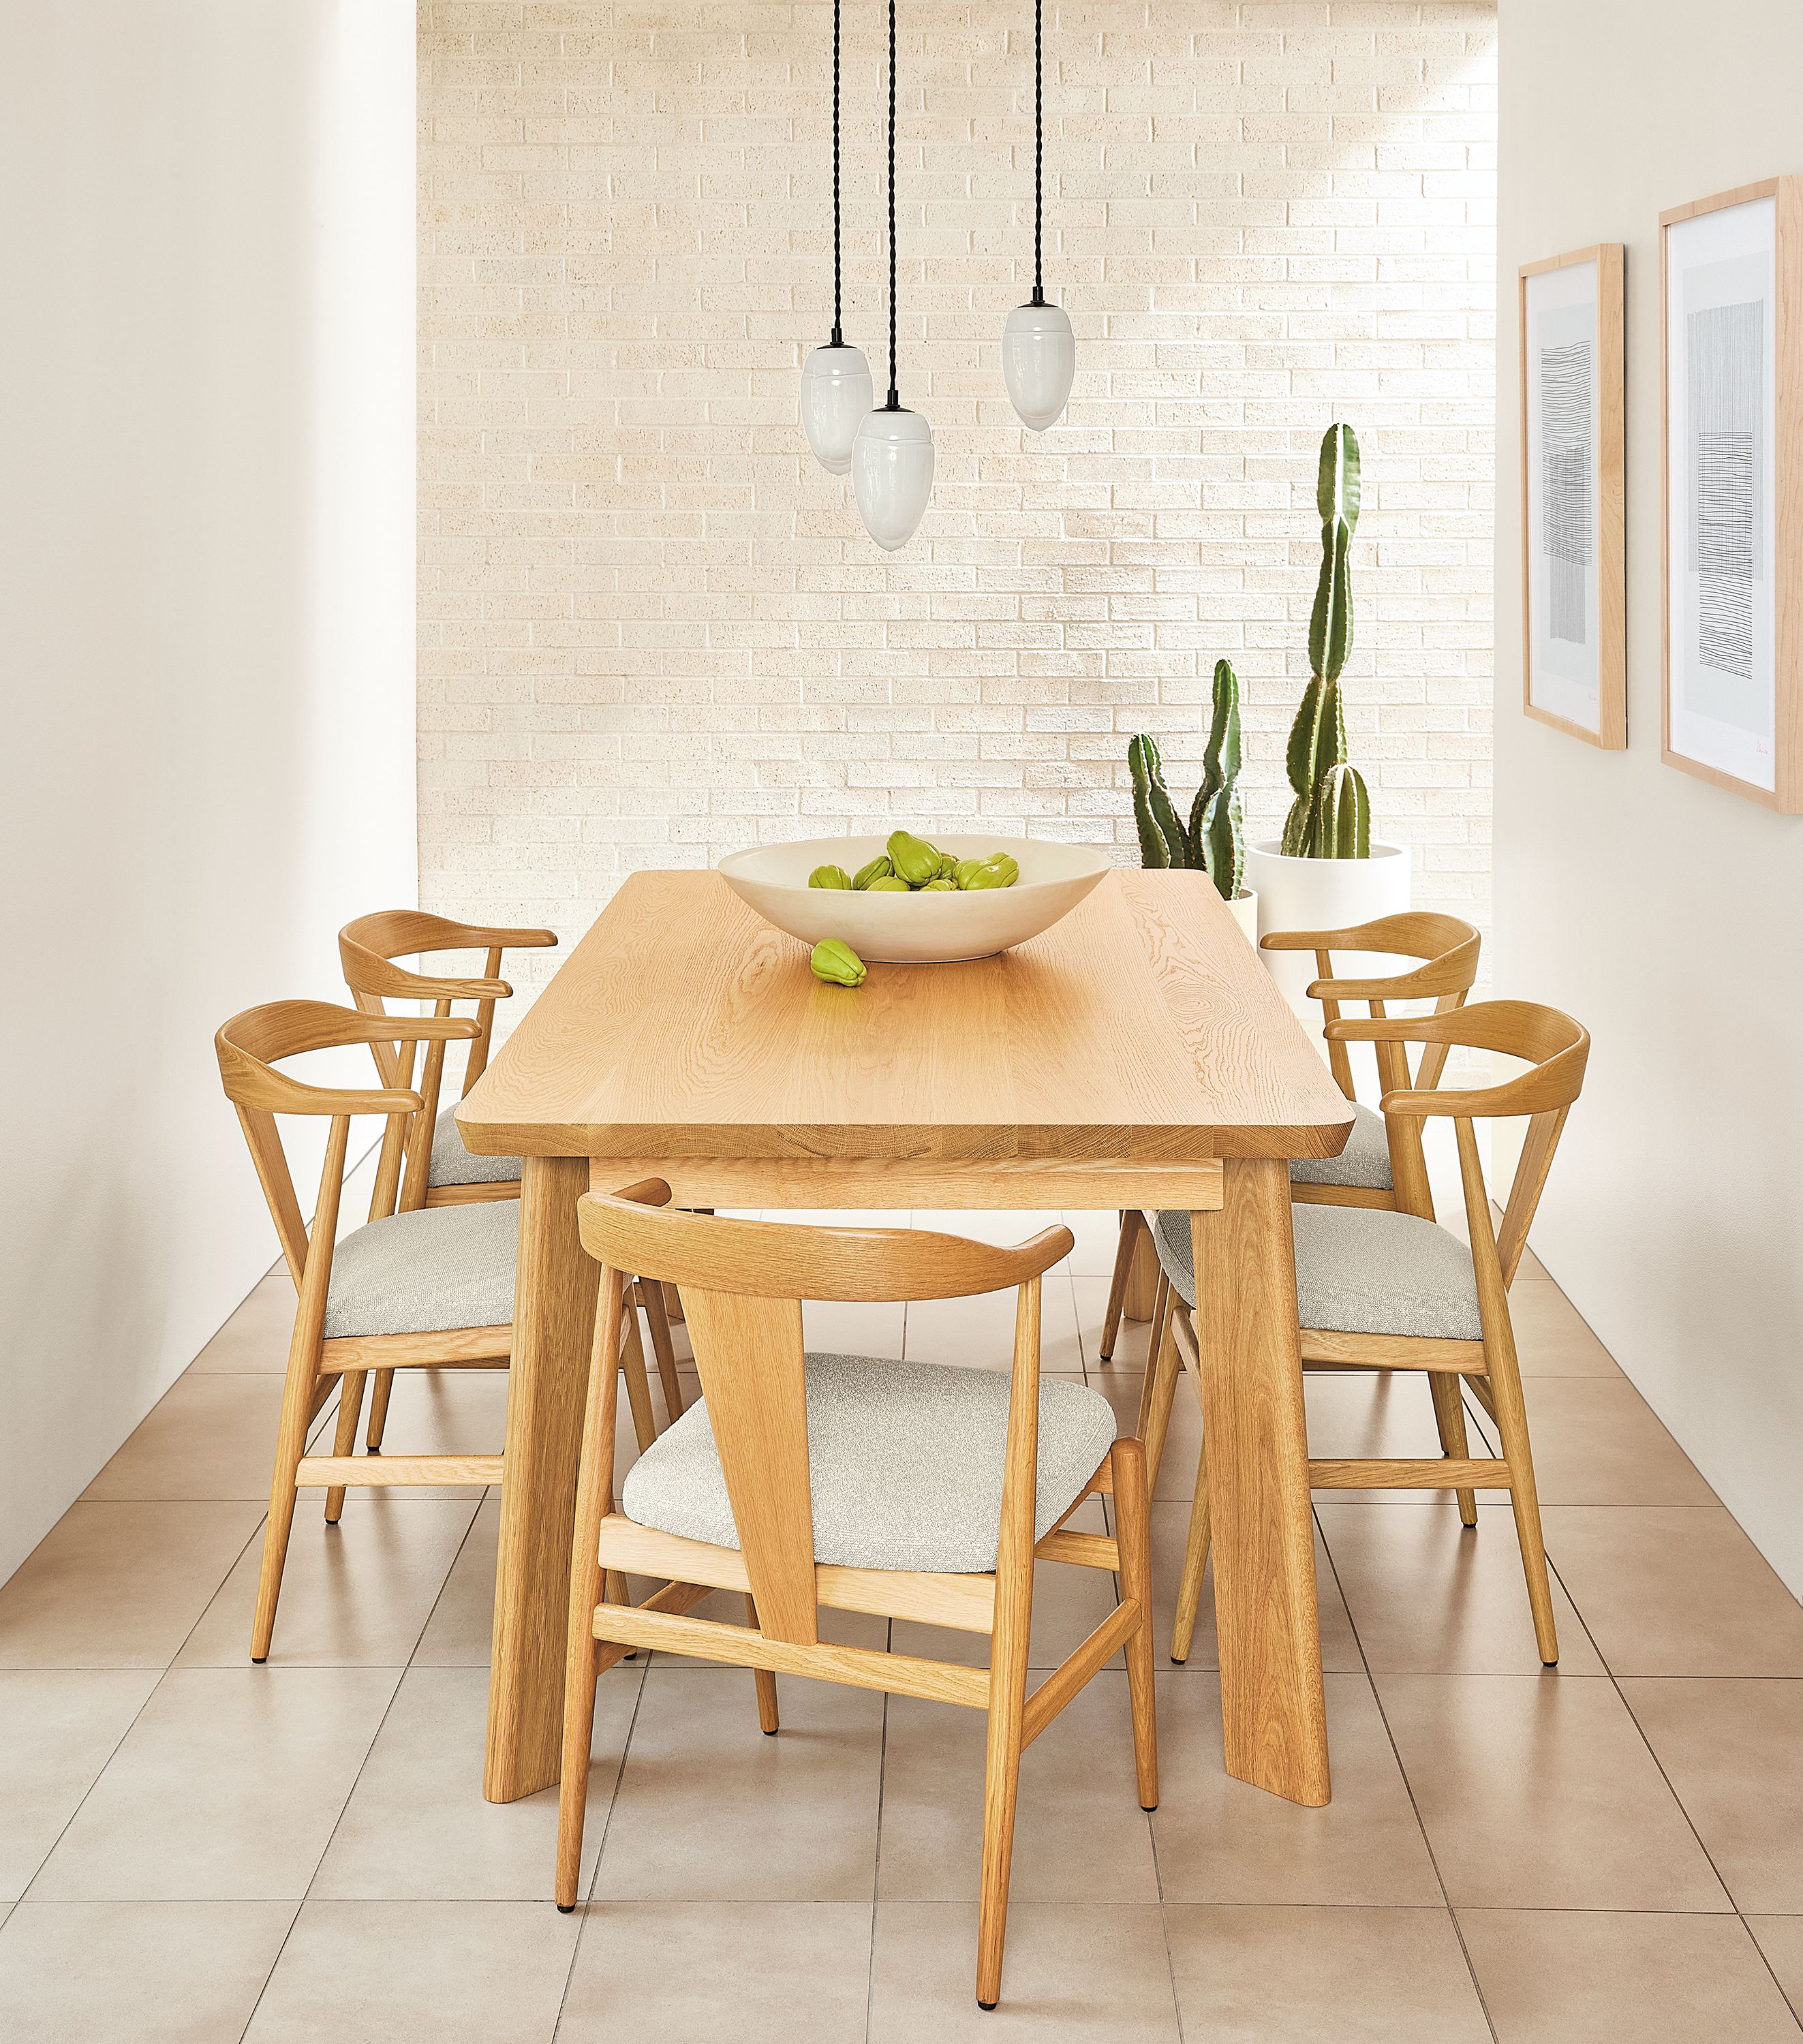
830;0;844;345
884;0;900;408
1030;0;1045;307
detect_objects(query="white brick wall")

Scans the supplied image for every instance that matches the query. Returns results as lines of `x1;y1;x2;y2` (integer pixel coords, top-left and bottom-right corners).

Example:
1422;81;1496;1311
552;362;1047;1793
418;0;1496;1000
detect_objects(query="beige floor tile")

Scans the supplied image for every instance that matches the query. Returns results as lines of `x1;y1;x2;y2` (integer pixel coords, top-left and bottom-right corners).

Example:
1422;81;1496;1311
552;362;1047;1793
869;1900;1180;2037
0;1672;159;1901
0;1502;263;1669
29;1667;399;1900
1162;1902;1492;2043
1374;1672;1730;1910
876;1676;1158;1902
176;1499;478;1669
0;1900;295;2044
937;1209;1069;1252
1150;1506;1365;1673
1620;1677;1803;1913
411;1500;502;1667
312;1665;638;1901
1073;1274;1154;1372
185;1271;300;1374
1512;1378;1718;1506
904;1282;1086;1374
243;1900;579;2043
1063;1207;1132;1280
79;1374;290;1502
592;1667;882;1901
1458;1908;1801;2043
1506;1282;1624;1378
1541;1506;1803;1675
1315;1500;1603;1674
667;1584;889;1651
1306;1373;1504;1498
1151;1673;1442;1905
1747;1916;1803;2026
1089;1374;1198;1502
804;1297;906;1357
558;1900;873;2042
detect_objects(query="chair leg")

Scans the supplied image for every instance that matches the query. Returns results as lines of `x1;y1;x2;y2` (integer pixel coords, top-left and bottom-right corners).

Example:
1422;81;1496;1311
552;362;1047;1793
746;1596;780;1733
639;1277;685;1420
1098;1211;1146;1361
1168;1439;1213;1665
250;1350;324;1664
619;1307;658;1453
1111;1440;1159;1810
364;1368;396;1453
323;1370;367;1525
1428;1372;1479;1528
1486;1359;1560;1664
976;1545;1032;2007
555;1631;600;1910
1135;1279;1181;1492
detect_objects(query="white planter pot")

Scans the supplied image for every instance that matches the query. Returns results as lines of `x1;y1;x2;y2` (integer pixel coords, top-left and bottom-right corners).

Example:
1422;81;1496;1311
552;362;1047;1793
1243;838;1411;1098
1226;888;1258;944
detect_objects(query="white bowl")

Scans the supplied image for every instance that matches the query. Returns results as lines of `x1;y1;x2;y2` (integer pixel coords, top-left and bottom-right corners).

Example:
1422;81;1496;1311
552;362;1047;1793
718;834;1113;963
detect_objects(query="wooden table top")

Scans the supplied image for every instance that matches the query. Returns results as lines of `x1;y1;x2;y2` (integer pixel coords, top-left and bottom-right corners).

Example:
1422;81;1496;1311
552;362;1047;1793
457;867;1353;1165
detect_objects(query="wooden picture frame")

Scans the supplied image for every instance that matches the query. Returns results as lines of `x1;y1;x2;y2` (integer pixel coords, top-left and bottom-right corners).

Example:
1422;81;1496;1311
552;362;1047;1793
1520;245;1627;747
1661;179;1803;812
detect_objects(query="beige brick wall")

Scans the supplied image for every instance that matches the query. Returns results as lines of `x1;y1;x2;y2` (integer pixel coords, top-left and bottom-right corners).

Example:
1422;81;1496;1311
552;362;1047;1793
419;0;1496;999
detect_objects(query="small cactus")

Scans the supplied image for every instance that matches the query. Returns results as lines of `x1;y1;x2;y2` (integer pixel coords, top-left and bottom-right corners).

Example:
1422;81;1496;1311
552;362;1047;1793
1280;423;1375;860
1128;660;1246;902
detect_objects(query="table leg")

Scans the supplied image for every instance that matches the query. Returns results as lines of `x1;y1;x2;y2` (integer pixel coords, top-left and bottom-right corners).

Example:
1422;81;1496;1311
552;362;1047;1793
485;1153;598;1803
1190;1156;1330;1806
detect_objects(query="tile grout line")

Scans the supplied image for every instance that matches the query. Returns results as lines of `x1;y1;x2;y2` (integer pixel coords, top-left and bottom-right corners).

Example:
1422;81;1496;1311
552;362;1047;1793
553;1656;653;2040
865;1684;891;2044
1311;1500;1504;2044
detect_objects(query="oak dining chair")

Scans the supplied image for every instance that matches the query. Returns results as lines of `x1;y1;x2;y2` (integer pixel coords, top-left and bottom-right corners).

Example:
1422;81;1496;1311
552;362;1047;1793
1142;1000;1588;1667
339;909;681;1451
215;1000;668;1661
553;1182;1159;2010
1097;912;1483;1367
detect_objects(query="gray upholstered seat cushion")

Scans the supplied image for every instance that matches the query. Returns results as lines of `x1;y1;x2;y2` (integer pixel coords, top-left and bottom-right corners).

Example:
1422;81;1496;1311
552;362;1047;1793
429;1105;521;1188
620;1352;1120;1574
1289;1099;1393;1190
324;1198;519;1340
1152;1203;1482;1342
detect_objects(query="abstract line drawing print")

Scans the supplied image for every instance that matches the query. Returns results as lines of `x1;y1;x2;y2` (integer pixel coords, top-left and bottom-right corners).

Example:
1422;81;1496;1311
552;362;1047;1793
1540;339;1593;645
1686;299;1763;680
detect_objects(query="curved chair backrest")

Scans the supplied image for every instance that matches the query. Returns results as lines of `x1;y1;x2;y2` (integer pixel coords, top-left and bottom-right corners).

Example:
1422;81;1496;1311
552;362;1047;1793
573;1181;1075;1646
1261;912;1481;1102
216;999;477;1292
340;911;557;1218
1325;999;1589;1290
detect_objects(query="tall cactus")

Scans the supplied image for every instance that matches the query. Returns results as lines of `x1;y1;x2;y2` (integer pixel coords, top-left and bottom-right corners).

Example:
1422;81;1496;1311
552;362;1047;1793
1128;660;1246;901
1281;422;1373;858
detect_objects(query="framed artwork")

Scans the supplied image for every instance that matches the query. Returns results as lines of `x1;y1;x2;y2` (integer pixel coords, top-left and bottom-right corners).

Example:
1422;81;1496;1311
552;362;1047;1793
1661;179;1803;811
1520;245;1627;746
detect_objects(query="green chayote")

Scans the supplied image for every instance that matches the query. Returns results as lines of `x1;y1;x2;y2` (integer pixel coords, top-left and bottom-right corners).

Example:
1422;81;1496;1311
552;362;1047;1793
887;829;941;888
957;852;1019;890
851;855;894;889
810;939;867;987
863;874;911;891
808;864;852;890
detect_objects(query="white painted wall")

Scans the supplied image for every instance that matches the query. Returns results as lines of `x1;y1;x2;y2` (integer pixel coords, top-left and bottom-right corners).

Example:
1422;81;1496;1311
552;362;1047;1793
1496;0;1803;1594
0;2;416;1585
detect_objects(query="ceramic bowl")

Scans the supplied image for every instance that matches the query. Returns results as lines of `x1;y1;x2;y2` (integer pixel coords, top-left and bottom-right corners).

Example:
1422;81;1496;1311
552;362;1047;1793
717;834;1113;963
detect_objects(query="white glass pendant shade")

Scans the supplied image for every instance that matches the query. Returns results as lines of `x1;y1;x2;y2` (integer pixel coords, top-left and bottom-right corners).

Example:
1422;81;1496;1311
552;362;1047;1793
1002;300;1075;431
852;405;935;551
800;343;873;476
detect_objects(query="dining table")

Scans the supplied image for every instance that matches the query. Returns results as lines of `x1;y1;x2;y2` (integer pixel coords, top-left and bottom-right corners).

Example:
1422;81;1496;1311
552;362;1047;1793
456;864;1354;1808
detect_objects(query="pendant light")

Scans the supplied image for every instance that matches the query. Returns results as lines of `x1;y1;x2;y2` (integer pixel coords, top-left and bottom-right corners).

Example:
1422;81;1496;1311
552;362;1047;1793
800;0;872;474
1002;0;1075;431
852;0;934;551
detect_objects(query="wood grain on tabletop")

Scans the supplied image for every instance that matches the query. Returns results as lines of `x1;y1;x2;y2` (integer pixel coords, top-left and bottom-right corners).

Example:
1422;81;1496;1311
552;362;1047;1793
456;868;1354;1163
